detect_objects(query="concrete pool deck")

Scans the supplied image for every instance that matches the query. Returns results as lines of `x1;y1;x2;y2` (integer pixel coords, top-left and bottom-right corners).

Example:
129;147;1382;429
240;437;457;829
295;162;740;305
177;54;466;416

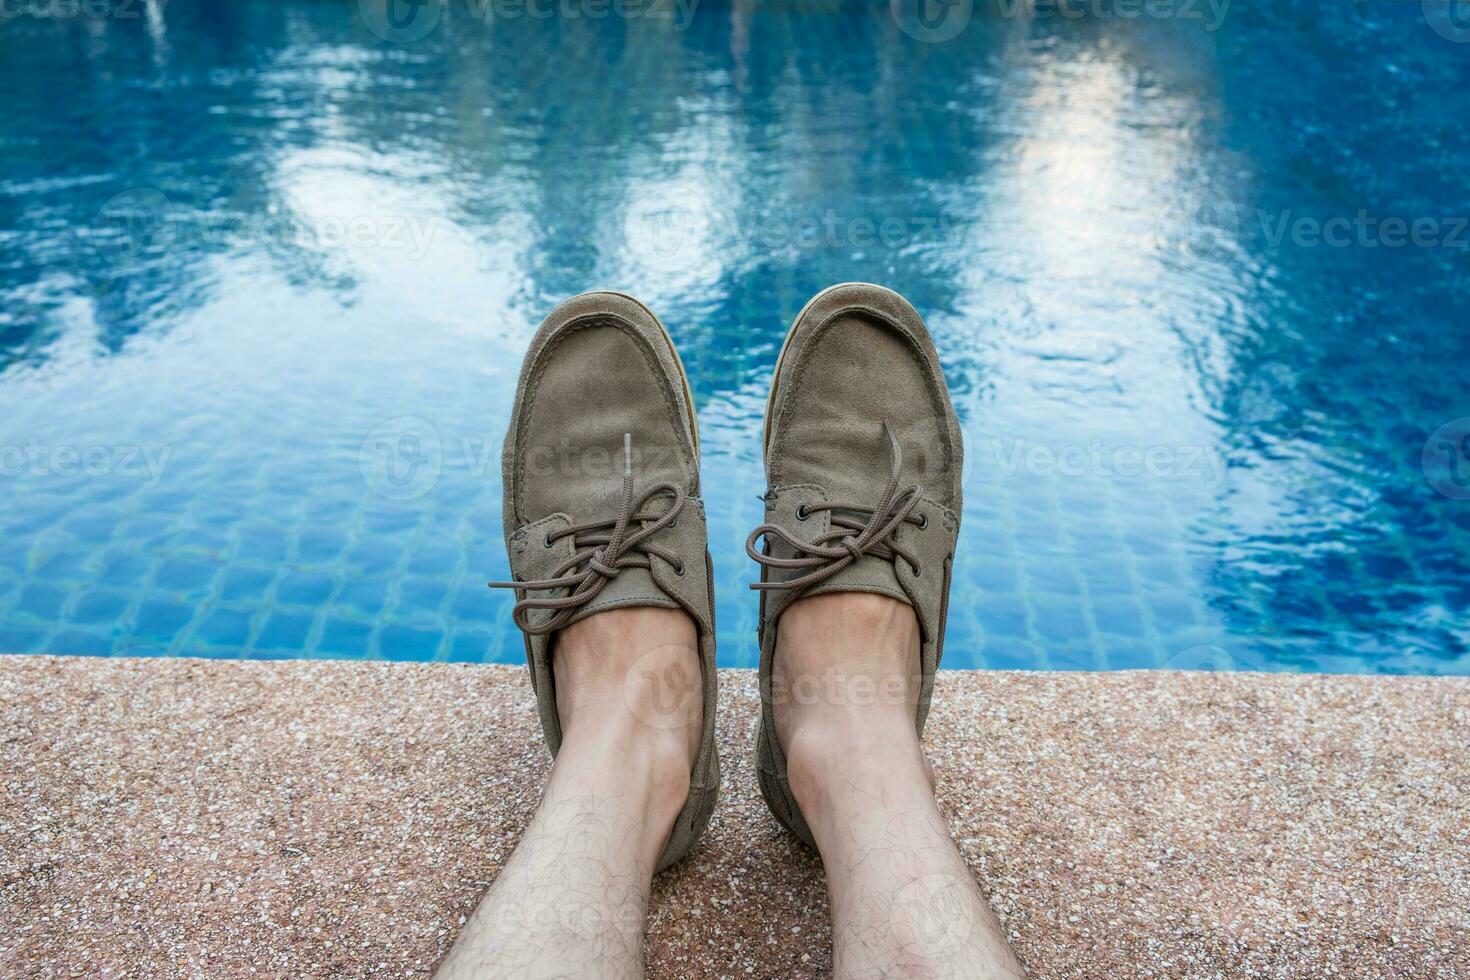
1;657;1466;978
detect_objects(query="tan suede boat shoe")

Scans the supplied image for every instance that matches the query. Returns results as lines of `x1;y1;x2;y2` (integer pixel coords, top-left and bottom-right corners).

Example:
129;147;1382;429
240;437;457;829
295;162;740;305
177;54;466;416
492;290;719;872
747;282;963;848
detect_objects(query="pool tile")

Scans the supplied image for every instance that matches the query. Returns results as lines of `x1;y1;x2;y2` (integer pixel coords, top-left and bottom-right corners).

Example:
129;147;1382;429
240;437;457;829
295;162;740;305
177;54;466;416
335;577;393;619
133;600;196;642
49;629;115;656
236;524;290;564
154;558;221;597
977;637;1043;670
343;538;403;576
317;618;374;658
361;506;422;536
69;590;132;627
973;595;1030;640
15;584;71;622
1147;593;1205;634
0;625;47;654
379;624;444;661
447;630;496;663
255;610;315;653
1022;561;1083;596
449;584;500;627
192;607;257;648
406;542;459;578
398;577;449;611
276;571;336;607
219;565;277;603
29;550;92;582
296;527;350;566
1032;602;1091;645
1090;598;1145;636
97;549;152;589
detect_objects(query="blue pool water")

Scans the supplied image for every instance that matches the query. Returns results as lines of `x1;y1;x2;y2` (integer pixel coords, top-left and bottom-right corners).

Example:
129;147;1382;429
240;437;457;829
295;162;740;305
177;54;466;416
2;2;1468;672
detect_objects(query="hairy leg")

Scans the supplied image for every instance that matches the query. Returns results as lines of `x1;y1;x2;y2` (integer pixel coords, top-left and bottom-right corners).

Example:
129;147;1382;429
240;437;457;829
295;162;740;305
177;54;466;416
436;608;701;980
775;593;1027;980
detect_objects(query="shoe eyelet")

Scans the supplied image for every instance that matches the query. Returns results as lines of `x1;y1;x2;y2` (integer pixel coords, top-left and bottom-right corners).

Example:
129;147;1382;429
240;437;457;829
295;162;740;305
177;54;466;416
916;513;928;529
543;533;554;548
795;504;809;521
674;562;687;576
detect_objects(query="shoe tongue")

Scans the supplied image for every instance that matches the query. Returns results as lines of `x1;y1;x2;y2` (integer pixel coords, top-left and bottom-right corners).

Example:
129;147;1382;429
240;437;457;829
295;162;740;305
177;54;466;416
561;566;678;629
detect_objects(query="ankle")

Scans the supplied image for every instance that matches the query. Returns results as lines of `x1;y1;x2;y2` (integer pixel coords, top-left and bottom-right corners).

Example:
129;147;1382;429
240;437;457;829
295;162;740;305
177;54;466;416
555;717;694;857
783;709;924;800
560;708;694;791
770;592;922;766
552;606;703;768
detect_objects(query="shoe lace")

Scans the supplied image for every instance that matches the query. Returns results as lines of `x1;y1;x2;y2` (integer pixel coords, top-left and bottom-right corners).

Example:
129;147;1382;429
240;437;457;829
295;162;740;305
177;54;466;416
491;434;686;635
746;421;924;594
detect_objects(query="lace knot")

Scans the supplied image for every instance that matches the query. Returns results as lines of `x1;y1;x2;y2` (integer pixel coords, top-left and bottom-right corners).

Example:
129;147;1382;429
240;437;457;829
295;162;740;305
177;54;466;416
587;549;620;578
746;421;926;595
489;434;687;635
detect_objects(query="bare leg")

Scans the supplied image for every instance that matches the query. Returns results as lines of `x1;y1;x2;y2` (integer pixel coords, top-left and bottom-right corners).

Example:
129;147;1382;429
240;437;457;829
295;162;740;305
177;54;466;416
774;593;1028;980
436;608;701;980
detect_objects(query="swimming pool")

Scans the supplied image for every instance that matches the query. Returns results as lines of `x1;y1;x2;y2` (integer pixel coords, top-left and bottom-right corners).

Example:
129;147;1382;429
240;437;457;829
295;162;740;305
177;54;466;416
2;1;1467;672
